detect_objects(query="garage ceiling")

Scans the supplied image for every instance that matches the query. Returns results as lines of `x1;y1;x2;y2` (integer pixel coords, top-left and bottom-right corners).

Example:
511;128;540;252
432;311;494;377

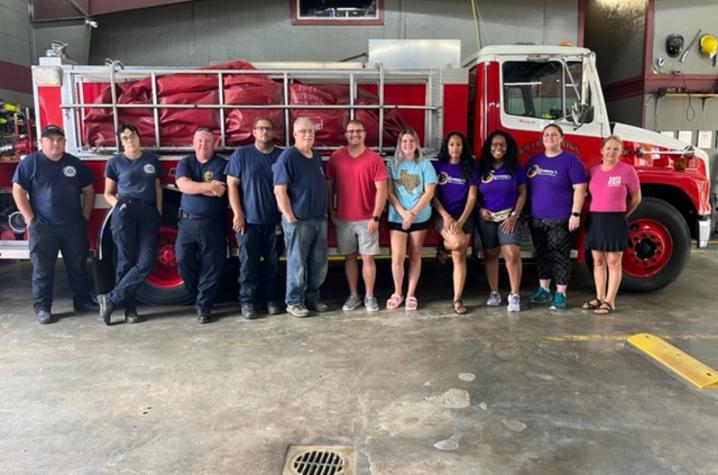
29;0;195;21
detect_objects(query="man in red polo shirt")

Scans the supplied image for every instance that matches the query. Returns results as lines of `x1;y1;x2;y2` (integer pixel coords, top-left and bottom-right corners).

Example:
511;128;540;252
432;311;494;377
327;119;388;312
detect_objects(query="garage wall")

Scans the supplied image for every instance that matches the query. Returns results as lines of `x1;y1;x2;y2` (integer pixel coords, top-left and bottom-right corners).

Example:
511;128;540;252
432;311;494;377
583;0;645;85
85;0;578;66
0;0;32;107
652;0;718;75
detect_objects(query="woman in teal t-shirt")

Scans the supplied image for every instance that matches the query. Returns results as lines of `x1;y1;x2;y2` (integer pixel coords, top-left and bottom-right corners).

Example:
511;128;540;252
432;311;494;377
386;128;437;311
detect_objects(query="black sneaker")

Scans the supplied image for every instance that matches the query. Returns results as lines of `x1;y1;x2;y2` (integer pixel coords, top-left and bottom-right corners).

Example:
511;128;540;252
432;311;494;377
196;310;211;324
124;305;141;324
266;301;283;315
240;303;257;320
36;309;54;324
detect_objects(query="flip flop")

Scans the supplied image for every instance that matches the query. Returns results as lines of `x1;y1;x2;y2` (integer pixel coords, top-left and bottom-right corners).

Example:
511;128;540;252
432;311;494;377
386;293;404;310
405;296;418;311
453;300;466;315
581;298;602;310
594;301;614;315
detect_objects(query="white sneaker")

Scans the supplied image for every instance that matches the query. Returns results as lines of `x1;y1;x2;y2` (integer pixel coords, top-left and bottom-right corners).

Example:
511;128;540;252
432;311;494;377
486;291;502;307
507;293;521;312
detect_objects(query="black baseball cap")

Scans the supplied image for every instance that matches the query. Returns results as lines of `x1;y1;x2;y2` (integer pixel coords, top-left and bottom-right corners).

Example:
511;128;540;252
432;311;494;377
41;125;65;138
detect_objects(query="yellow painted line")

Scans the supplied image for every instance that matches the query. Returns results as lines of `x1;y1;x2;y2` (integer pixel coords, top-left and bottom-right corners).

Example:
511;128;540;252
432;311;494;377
627;333;718;389
546;334;718;342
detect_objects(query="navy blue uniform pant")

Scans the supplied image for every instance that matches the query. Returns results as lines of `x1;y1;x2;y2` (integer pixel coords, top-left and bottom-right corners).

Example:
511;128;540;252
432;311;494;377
108;202;160;306
236;223;282;305
28;219;93;312
175;217;226;312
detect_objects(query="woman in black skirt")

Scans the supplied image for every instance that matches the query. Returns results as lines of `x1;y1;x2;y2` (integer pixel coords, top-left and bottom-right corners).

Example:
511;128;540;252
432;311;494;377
583;135;641;314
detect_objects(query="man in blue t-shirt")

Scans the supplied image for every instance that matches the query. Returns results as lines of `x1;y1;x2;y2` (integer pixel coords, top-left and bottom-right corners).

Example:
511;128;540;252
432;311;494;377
175;127;227;323
227;117;283;319
273;117;328;318
11;125;99;324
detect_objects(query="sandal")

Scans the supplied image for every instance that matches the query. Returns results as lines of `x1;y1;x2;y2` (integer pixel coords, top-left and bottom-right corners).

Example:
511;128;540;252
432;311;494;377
581;298;602;310
594;301;614;315
386;293;404;310
405;296;418;311
452;300;466;315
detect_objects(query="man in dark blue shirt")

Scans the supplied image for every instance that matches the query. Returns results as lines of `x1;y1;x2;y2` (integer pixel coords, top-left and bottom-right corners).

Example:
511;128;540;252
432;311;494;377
12;125;99;324
273;117;329;318
227;117;283;319
175;127;228;323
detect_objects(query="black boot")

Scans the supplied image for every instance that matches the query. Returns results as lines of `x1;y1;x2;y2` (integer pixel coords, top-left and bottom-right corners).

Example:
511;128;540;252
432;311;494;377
99;294;115;326
124;304;141;324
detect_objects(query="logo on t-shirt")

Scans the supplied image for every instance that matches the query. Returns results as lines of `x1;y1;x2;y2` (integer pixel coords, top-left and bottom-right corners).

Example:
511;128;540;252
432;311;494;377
63;166;77;177
608;176;622;186
144;164;156;174
203;171;214;182
396;169;420;193
527;164;558;179
438;171;465;186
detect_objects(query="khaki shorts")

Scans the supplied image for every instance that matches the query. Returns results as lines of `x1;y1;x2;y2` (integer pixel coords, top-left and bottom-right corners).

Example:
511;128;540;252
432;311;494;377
334;218;380;256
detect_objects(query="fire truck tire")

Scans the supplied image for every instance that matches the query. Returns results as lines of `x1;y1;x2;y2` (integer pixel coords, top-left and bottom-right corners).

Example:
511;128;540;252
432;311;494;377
619;197;690;292
135;281;194;306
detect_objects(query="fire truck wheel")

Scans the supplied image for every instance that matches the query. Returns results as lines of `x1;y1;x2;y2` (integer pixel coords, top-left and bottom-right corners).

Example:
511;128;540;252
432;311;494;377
620;197;691;292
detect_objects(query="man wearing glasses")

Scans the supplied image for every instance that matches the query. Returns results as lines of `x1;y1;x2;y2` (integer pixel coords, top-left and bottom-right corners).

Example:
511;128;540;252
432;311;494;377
12;125;99;324
226;117;284;319
327;120;388;312
273;117;329;318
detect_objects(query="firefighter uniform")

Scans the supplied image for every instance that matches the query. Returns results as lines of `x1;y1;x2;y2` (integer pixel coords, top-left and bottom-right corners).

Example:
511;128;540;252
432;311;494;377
12;148;97;319
175;153;227;321
104;152;163;317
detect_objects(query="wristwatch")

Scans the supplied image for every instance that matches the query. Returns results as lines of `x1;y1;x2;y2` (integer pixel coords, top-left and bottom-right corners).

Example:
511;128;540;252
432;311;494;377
371;215;380;222
571;212;580;217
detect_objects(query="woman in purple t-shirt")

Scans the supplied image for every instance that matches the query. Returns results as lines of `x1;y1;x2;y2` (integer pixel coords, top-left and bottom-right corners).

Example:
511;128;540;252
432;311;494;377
431;131;478;314
525;124;587;310
476;130;526;312
583;135;641;315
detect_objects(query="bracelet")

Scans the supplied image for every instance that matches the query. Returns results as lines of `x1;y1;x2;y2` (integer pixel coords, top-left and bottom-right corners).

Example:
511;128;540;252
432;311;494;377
408;210;416;217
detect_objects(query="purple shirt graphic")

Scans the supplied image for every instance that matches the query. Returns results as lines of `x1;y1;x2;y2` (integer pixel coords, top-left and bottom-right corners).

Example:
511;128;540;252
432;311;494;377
433;161;480;216
525;151;587;219
478;164;527;212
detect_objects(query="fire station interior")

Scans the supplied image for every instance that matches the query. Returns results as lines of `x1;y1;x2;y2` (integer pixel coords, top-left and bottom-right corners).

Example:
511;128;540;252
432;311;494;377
1;1;718;473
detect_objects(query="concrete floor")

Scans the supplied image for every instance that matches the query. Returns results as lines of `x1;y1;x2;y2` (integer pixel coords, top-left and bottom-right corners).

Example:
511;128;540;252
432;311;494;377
1;247;718;474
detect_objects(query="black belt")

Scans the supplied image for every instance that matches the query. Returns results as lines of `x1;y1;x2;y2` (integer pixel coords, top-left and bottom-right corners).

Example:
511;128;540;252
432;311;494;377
119;197;155;207
180;211;220;220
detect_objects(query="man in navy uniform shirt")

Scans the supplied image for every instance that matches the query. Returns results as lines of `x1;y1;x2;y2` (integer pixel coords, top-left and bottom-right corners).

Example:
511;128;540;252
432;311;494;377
12;125;99;324
175;127;227;323
273;117;329;318
227;117;283;319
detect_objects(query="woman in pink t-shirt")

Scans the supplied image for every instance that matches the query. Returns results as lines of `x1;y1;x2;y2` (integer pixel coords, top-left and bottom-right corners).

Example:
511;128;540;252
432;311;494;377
583;135;642;315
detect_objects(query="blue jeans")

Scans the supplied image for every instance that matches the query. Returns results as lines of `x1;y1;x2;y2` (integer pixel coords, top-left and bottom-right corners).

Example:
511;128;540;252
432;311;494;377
282;217;328;305
237;223;282;304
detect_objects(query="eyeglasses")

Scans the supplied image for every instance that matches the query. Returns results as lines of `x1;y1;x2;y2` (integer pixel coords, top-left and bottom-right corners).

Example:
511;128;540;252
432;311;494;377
346;129;365;134
490;142;506;148
295;129;315;135
120;134;138;141
254;126;273;131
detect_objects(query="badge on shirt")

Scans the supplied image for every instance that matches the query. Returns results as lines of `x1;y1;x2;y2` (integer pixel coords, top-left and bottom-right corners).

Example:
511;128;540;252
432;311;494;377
527;165;557;178
203;171;214;182
63;166;77;177
608;176;622;186
144;164;156;174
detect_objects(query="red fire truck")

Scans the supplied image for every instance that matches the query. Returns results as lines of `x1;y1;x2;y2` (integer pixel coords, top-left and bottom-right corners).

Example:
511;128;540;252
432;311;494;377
0;44;711;304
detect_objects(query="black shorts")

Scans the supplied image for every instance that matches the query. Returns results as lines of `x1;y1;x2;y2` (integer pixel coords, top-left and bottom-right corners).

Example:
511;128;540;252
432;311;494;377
388;220;430;233
585;212;629;252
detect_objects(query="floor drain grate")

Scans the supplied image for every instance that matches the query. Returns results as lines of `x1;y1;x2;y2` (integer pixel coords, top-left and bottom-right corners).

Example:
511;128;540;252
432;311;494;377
283;445;354;475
